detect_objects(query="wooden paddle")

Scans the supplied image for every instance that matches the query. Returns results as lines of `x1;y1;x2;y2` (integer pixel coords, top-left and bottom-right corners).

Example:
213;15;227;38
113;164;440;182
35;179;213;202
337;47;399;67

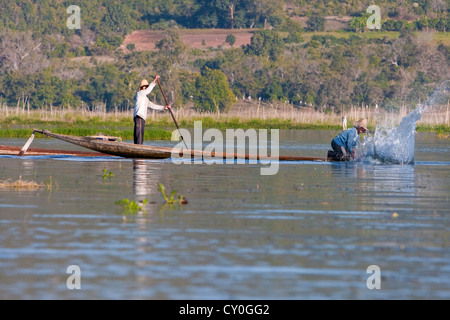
156;78;189;150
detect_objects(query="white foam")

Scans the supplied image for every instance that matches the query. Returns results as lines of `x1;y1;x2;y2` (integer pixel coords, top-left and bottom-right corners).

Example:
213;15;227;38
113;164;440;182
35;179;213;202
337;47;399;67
359;81;449;164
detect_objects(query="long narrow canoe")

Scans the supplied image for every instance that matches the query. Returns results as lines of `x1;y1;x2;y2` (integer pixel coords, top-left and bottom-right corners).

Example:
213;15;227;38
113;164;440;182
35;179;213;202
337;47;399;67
33;130;173;159
15;129;329;162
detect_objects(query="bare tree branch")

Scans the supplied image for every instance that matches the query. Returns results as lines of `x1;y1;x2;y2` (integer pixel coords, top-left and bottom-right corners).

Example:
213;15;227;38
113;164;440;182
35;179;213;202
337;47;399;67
0;31;48;74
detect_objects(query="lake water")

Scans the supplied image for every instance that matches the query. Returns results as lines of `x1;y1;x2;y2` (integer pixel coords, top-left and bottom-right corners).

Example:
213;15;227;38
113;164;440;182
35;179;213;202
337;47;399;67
0;130;449;300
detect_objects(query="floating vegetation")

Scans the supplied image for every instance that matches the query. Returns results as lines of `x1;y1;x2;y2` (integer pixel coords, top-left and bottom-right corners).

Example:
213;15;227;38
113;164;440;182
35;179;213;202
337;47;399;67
158;183;188;205
116;198;148;215
102;169;115;180
0;176;44;190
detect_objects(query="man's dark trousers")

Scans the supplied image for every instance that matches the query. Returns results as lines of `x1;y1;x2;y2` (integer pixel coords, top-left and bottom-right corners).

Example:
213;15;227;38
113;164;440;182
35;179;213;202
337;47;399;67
134;116;145;145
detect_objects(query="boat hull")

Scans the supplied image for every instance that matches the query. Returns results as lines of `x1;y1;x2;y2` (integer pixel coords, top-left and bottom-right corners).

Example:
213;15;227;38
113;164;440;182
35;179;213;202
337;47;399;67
13;129;330;162
35;130;172;159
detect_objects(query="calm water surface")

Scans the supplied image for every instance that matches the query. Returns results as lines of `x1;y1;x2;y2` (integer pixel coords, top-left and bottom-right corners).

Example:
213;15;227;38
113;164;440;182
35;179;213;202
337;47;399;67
0;130;449;299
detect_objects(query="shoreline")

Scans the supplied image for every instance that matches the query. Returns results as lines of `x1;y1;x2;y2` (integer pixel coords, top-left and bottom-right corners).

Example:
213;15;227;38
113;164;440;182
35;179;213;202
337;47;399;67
0;119;448;139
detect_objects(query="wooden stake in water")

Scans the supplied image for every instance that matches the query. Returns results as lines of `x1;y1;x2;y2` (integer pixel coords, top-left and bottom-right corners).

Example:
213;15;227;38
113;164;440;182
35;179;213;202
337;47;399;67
18;130;36;156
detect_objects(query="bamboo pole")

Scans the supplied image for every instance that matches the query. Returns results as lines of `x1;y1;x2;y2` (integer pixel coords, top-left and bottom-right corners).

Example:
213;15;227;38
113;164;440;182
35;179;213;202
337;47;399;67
447;101;449;126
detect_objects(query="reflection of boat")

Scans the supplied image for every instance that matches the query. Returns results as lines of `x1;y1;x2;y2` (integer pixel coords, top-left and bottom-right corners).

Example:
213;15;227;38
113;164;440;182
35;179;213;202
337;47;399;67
133;160;154;200
12;129;330;161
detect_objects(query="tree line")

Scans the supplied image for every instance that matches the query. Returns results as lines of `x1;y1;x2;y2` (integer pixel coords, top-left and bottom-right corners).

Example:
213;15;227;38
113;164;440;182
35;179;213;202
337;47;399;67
1;1;448;35
1;28;448;114
287;0;448;18
0;1;449;114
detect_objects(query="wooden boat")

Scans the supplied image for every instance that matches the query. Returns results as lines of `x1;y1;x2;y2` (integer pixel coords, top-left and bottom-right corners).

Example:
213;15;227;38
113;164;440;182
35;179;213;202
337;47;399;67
31;130;173;159
11;129;329;162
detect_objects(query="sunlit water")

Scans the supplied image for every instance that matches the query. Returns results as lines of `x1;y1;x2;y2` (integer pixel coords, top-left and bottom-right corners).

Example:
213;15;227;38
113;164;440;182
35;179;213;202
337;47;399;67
0;131;449;300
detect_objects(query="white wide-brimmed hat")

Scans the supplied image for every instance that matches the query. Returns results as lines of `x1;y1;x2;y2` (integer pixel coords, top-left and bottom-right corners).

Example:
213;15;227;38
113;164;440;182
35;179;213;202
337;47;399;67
140;79;149;88
354;118;369;132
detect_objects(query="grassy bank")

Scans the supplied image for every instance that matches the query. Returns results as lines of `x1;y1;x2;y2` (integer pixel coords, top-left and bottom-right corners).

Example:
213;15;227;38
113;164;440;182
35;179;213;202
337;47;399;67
0;103;448;139
417;124;450;138
0;126;172;141
300;31;450;46
0;119;342;139
0;117;448;140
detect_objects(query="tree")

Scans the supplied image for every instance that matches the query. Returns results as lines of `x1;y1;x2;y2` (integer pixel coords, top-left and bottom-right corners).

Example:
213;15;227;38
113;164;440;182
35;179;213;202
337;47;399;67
154;30;187;106
306;15;326;31
0;31;48;74
102;2;135;34
194;68;235;113
262;78;285;101
349;16;367;33
283;20;304;44
193;0;233;28
226;34;236;47
431;0;447;13
246;0;284;26
245;30;285;61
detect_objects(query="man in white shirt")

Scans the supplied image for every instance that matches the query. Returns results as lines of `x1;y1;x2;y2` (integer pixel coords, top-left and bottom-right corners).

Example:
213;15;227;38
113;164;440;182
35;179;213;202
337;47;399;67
134;75;171;144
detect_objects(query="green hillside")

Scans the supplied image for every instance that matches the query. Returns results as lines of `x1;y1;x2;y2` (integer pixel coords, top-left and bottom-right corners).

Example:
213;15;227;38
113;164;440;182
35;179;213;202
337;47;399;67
0;1;449;115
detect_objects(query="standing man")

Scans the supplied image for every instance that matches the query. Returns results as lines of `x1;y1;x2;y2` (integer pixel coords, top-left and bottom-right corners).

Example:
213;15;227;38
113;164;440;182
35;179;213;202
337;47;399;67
328;118;369;161
342;116;348;131
133;75;171;144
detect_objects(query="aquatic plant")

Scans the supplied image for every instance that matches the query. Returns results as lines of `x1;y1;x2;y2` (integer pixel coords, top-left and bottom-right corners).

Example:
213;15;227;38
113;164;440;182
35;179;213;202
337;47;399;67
45;176;51;190
116;198;148;214
102;169;114;180
44;176;59;191
158;183;188;205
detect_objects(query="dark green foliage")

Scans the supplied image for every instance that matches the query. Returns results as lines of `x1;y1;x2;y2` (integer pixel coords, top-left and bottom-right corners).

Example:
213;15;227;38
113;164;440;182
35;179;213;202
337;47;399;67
306;15;326;32
194;68;235;113
262;79;285;102
226;34;236;47
0;1;447;36
245;30;285;60
102;2;136;35
0;1;448;115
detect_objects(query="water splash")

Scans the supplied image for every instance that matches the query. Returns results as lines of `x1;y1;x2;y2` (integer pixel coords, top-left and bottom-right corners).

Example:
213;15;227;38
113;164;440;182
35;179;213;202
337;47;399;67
372;108;422;164
360;81;449;164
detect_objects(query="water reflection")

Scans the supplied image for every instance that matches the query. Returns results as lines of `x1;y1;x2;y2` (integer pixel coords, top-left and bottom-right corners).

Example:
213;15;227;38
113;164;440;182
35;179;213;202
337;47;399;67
132;160;162;298
133;160;153;201
331;161;414;189
21;160;35;177
330;161;417;212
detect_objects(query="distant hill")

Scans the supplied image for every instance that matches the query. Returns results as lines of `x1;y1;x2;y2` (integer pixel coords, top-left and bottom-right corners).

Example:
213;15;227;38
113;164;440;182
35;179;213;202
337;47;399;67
0;0;448;113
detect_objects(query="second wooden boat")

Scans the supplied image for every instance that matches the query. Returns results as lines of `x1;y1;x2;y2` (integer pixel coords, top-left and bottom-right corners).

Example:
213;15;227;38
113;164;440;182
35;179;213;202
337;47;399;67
15;129;329;162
